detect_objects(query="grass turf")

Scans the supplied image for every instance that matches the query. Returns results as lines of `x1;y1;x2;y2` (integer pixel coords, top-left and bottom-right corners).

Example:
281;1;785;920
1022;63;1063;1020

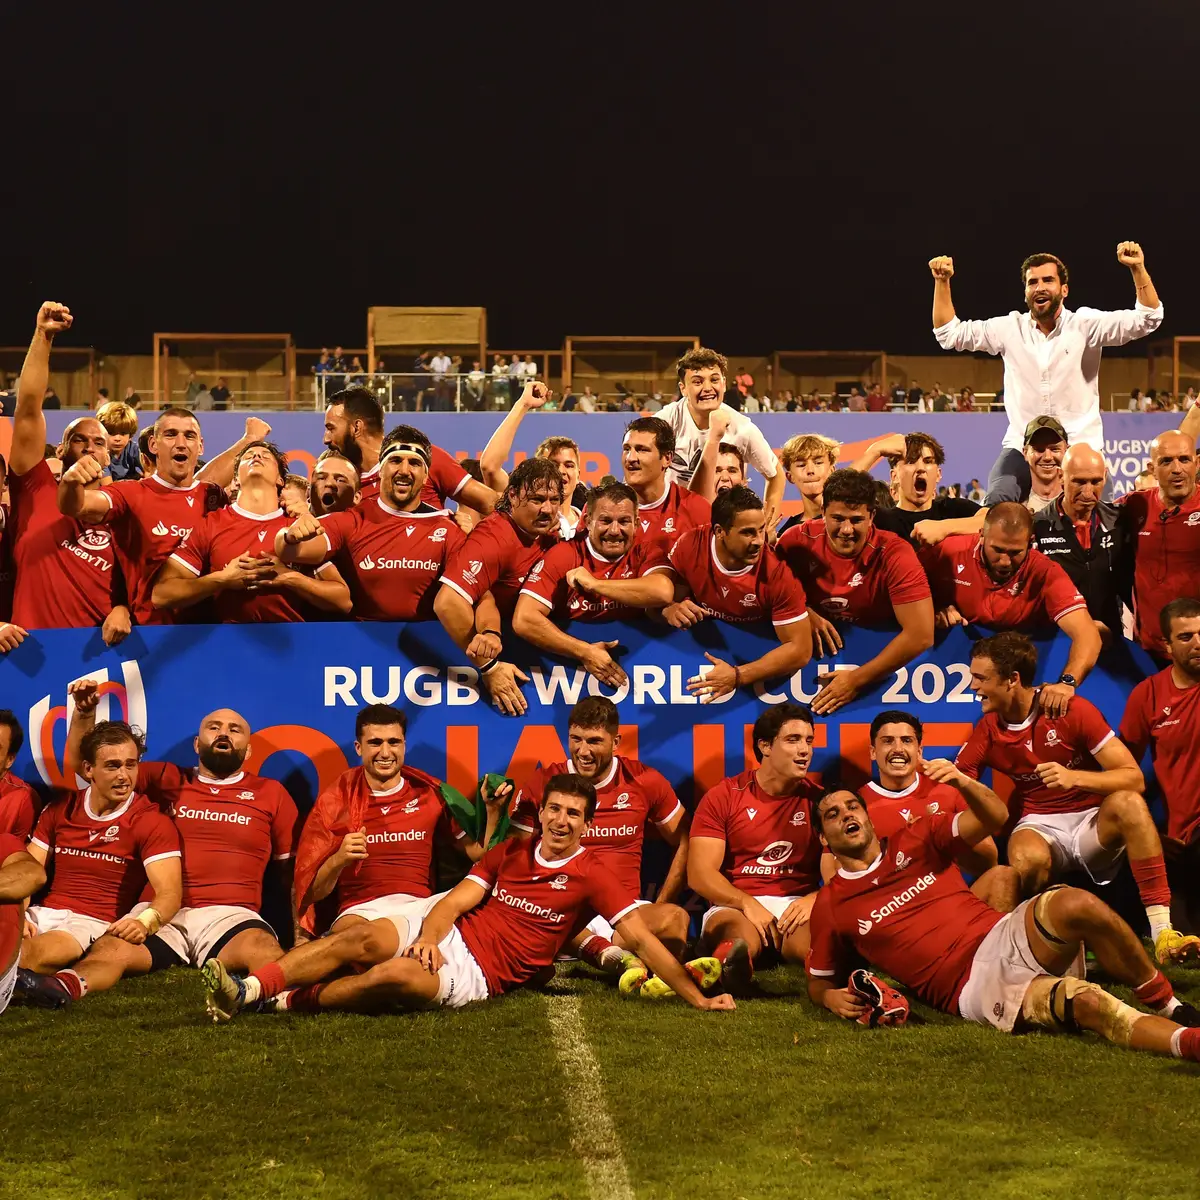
2;964;1199;1200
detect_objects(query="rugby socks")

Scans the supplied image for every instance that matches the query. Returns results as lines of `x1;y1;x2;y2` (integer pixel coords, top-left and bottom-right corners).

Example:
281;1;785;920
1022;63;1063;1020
578;934;628;975
285;984;326;1012
1134;970;1181;1017
1170;1027;1200;1061
1129;856;1172;941
244;961;287;1005
52;970;87;1001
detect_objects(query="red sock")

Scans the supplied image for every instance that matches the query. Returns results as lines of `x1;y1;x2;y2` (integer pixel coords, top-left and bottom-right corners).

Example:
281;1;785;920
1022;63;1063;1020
712;940;734;964
1130;856;1171;908
1134;970;1175;1010
288;984;326;1012
1175;1027;1200;1063
251;961;287;1001
578;935;616;971
54;970;85;1001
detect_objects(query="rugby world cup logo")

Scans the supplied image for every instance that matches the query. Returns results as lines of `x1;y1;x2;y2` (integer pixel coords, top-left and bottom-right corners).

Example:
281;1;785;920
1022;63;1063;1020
28;661;148;789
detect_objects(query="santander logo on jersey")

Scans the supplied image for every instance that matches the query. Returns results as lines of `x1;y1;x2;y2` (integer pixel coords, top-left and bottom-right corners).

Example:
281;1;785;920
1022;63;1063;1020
855;872;938;934
29;661;148;789
151;521;194;539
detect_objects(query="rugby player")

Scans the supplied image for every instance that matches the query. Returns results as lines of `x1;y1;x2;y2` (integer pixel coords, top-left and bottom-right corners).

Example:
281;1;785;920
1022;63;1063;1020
620;417;711;547
510;697;692;969
199;703;500;1017
921;503;1101;716
435;457;564;715
56;406;273;625
777;468;934;715
809;785;1200;1057
861;710;1018;912
322;384;497;512
955;633;1199;964
0;835;44;1017
308;449;361;516
513;479;673;688
480;382;585;535
1121;599;1200;933
661;487;812;701
6;302;130;633
275;427;463;621
151;440;352;622
688;704;823;989
0;712;38;839
23;681;300;1007
17;721;181;993
205;774;734;1016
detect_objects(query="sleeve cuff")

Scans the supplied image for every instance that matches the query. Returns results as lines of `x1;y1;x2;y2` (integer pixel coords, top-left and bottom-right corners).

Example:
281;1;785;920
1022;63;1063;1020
168;552;201;577
143;850;182;865
932;317;960;336
439;577;476;605
653;801;684;827
1135;302;1164;316
518;587;553;609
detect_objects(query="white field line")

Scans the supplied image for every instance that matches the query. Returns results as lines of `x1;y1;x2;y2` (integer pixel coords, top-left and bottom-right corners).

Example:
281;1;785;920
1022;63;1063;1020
543;994;636;1200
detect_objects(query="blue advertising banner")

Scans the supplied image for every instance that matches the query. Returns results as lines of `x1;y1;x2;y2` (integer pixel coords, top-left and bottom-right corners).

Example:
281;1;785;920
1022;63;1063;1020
3;621;1156;815
37;410;1180;499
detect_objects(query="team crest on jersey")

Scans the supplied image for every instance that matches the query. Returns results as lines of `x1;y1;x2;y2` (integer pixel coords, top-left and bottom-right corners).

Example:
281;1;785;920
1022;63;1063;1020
549;874;569;890
1188;512;1200;526
403;798;420;815
237;791;254;801
756;840;793;866
895;850;912;869
662;518;676;533
462;560;484;584
741;592;758;607
613;793;632;810
1045;729;1060;746
528;559;545;581
927;801;940;814
849;572;864;588
789;808;806;826
77;529;112;550
1007;577;1025;596
89;823;121;844
430;526;447;542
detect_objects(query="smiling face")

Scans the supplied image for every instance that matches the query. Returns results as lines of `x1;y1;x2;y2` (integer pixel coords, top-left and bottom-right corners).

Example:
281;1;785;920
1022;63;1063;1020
509;482;561;537
567;724;618;781
870;722;921;789
1024;261;1067;324
969;654;1018;715
717;505;766;566
757;719;815;787
621;431;668;489
355;722;405;789
817;791;876;859
538;789;591;859
823;501;872;558
1023;430;1066;487
381;450;429;511
894;446;941;509
587;496;636;559
681;364;726;415
715;451;745;492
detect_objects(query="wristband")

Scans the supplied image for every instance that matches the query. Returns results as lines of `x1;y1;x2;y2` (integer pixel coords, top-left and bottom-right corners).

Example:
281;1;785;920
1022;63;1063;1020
135;907;162;935
733;664;742;688
481;629;501;638
480;658;502;676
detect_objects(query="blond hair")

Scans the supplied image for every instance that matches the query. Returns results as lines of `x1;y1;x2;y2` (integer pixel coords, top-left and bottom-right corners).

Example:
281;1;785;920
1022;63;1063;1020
780;433;841;472
95;401;139;437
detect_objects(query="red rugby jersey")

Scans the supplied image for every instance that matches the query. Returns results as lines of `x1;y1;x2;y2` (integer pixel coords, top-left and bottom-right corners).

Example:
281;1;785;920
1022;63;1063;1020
441;512;558;618
519;535;670;622
635;481;711;549
856;774;968;839
0;773;39;841
0;831;27;971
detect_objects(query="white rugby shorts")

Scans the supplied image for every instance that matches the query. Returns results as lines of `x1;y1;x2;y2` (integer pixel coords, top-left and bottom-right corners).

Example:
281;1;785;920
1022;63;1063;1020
137;903;276;967
334;893;436;960
701;893;803;934
1012;808;1124;884
0;954;17;1016
390;893;488;1008
26;905;109;956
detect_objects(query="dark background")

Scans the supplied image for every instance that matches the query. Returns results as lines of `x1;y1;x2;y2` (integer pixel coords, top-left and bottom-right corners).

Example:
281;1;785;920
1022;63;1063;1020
1;3;1194;356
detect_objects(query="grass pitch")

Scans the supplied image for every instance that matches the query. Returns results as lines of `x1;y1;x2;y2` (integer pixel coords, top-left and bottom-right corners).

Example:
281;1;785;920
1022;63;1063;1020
2;964;1200;1200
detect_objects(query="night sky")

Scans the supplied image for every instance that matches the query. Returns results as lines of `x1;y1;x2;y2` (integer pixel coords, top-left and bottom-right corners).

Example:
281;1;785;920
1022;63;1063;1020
2;5;1195;358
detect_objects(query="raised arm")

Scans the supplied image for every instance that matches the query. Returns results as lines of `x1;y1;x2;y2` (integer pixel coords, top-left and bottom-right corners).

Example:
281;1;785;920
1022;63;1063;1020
11;302;73;477
196;417;273;487
929;256;956;329
920;757;1009;844
1120;241;1160;312
308;828;368;906
479;382;549;492
688;411;731;500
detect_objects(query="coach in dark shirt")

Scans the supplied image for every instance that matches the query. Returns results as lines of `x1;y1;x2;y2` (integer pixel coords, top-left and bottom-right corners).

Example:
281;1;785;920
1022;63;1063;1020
1032;444;1126;638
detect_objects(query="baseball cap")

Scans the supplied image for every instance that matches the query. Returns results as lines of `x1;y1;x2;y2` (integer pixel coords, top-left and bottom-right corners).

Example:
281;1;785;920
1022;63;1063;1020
1023;416;1067;444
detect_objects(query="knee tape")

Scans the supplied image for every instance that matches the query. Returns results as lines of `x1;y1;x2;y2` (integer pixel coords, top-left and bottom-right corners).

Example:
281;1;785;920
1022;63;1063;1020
1020;976;1141;1046
1031;885;1072;947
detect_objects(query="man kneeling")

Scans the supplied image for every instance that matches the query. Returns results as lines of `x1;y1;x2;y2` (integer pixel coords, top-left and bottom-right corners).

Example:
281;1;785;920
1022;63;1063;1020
808;785;1200;1059
204;776;734;1017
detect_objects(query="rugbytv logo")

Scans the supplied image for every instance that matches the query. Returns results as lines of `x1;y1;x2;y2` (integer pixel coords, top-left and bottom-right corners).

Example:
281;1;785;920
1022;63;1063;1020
28;662;148;789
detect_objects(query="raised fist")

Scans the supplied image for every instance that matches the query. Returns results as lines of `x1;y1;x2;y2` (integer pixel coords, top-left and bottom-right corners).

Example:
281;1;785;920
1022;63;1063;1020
284;512;323;545
68;678;103;714
1116;241;1145;268
520;381;552;411
243;416;272;442
63;455;105;488
928;256;954;280
36;302;73;336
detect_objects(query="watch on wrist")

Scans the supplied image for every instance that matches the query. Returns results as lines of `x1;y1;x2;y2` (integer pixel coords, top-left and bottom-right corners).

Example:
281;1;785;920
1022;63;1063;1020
1057;673;1077;688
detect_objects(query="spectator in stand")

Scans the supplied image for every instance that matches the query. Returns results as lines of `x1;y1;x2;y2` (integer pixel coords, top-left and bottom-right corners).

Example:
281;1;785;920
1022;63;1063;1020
1186;387;1198;410
744;391;761;414
920;503;1100;715
735;368;753;402
930;384;950;413
890;380;907;410
346;356;367;386
490;355;509;408
429;349;453;411
125;389;143;410
210;377;232;411
507;355;524;407
43;385;62;410
95;401;142;482
778;433;841;534
151;440;351;623
1128;388;1143;413
643;390;664;413
866;382;888;412
521;355;538;386
513;479;674;688
96;386;110;406
848;386;867;413
312;349;333;390
1019;416;1066;513
968;478;985;502
907;380;923;411
777;468;934;715
959;387;976;412
465;360;487;411
1033;444;1126;641
577;385;598;413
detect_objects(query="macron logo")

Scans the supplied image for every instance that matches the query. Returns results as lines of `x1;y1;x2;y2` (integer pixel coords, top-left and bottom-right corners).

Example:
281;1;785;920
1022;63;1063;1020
857;917;873;935
956;564;965;574
152;521;169;536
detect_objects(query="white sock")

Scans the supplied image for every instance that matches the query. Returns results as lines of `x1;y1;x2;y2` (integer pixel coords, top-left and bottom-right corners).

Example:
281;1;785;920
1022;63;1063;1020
599;943;632;972
1171;1027;1186;1058
1146;905;1172;943
1159;996;1181;1017
242;976;263;1004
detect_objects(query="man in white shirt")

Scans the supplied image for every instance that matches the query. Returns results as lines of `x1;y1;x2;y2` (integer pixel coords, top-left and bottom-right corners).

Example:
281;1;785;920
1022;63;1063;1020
657;347;784;532
930;243;1162;502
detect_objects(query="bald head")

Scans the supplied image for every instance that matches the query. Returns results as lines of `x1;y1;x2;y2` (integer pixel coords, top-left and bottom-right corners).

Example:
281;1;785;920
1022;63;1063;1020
195;708;252;778
1061;444;1107;521
1151;430;1198;507
983;501;1034;539
59;416;107;470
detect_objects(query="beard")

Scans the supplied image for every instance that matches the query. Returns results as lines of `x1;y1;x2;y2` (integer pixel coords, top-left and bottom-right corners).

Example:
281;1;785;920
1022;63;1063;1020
333;435;363;469
1027;293;1063;322
198;742;247;778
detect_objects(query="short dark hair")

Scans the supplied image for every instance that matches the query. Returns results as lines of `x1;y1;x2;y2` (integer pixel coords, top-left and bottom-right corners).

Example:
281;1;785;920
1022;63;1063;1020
971;631;1038;687
0;710;24;759
712;484;763;531
624;416;675;458
822;468;878;512
138;428;154;459
153;406;200;437
898;432;945;466
1161;598;1200;641
569;696;619;735
717;442;745;467
328;385;384;434
585;478;637;517
1021;253;1069;287
496;456;564;516
314;447;361;481
752;703;815;762
870;710;923;743
676;346;729;382
983;502;1033;539
541;773;598;821
355;704;407;741
459;457;484;483
815;789;866;825
233;439;290;485
80;720;145;766
381;423;432;459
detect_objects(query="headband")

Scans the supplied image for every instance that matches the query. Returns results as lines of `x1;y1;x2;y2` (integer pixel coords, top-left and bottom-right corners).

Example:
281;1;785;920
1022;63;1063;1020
380;440;431;469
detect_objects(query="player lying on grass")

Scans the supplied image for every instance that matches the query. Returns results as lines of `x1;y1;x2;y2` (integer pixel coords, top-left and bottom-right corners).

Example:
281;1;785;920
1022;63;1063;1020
0;834;45;1016
197;703;503;1017
16;684;298;1008
203;776;734;1017
808;781;1200;1059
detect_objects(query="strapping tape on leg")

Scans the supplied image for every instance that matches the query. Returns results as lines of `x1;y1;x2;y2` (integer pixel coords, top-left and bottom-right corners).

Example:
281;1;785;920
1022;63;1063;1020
1020;976;1141;1046
1031;885;1072;947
